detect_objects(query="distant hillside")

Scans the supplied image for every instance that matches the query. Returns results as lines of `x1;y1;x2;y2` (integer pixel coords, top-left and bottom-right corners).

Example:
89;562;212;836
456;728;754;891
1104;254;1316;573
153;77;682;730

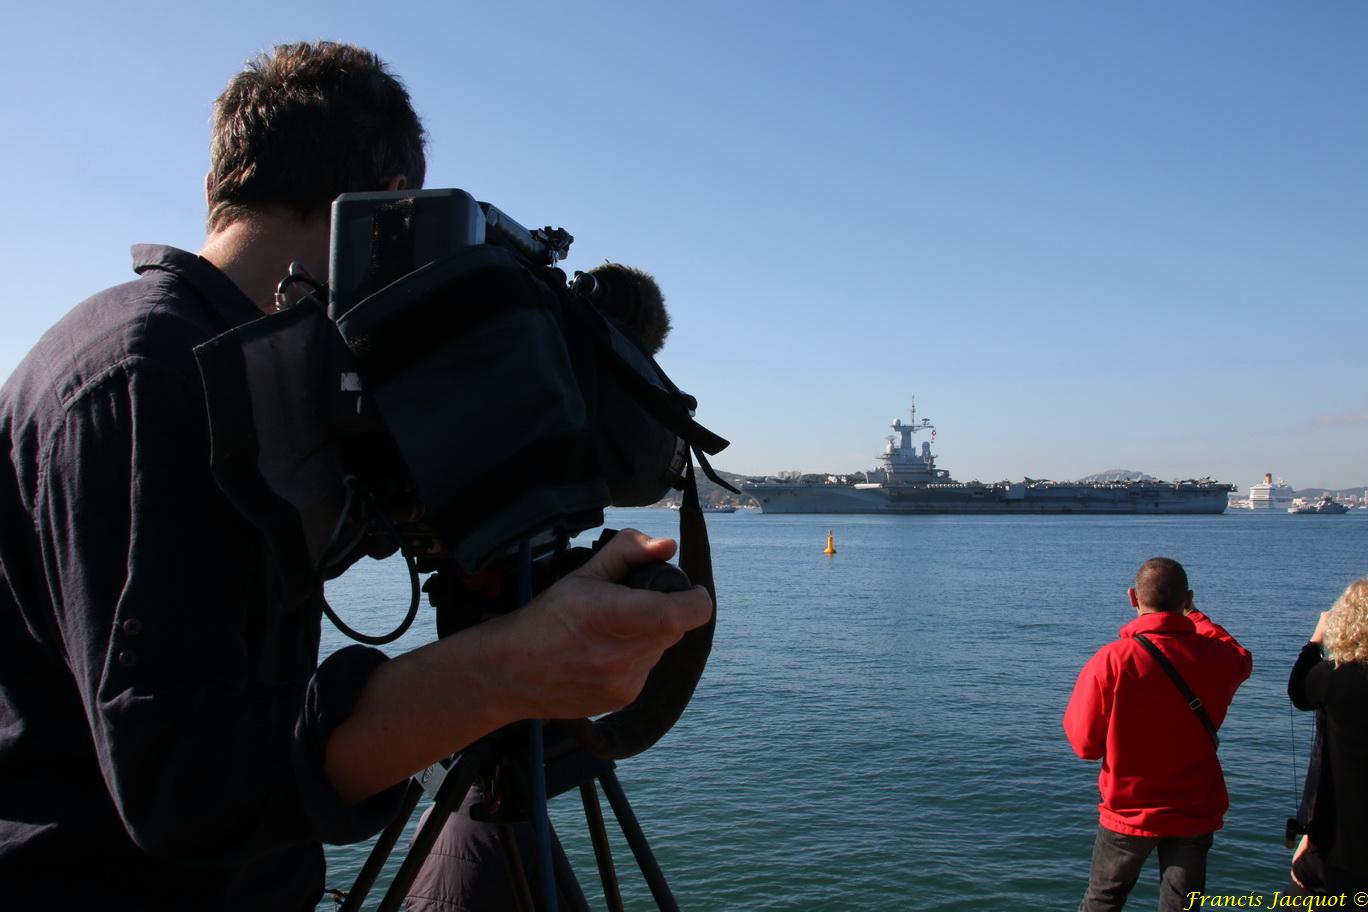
654;467;758;507
1076;469;1159;483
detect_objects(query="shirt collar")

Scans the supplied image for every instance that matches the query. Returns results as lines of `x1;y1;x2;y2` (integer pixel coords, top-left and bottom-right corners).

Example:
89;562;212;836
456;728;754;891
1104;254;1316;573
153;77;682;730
1120;610;1196;639
130;244;262;330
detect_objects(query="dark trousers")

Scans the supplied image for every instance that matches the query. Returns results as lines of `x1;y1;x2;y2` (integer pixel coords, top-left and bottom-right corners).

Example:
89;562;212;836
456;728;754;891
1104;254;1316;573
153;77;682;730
1079;825;1214;912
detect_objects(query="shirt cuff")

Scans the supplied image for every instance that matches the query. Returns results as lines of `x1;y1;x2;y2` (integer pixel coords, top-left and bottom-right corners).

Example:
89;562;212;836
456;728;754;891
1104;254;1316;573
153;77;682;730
292;644;407;845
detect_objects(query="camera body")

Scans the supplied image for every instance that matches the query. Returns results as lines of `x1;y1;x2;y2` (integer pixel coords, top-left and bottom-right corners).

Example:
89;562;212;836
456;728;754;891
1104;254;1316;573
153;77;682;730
321;189;722;573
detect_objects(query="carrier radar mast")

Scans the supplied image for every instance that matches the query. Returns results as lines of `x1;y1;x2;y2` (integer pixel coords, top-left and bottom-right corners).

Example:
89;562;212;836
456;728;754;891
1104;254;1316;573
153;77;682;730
886;398;935;457
875;398;945;484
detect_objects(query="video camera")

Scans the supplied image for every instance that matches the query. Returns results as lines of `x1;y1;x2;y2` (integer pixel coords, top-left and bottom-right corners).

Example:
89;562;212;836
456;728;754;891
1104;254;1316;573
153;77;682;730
195;188;731;756
321;188;728;574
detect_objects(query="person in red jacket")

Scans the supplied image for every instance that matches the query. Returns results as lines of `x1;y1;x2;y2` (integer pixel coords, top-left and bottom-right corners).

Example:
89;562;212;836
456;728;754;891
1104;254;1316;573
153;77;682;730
1065;557;1253;912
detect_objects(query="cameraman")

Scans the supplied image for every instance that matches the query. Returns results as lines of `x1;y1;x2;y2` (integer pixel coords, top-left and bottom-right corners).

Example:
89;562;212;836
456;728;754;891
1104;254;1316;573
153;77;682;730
0;42;713;910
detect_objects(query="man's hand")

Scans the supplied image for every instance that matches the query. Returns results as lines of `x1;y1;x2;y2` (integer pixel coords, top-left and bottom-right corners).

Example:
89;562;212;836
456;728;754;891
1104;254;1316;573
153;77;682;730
486;529;715;720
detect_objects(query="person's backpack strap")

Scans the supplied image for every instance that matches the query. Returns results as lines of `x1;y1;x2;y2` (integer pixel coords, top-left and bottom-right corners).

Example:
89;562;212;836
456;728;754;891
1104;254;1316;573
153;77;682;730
1134;632;1221;750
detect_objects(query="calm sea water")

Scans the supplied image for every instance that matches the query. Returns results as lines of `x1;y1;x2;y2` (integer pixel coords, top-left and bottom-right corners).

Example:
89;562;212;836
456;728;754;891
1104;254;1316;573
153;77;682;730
318;508;1368;910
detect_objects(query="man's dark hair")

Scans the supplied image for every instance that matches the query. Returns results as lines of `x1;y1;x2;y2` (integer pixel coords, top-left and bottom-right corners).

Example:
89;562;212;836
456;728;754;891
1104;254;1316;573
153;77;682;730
207;41;426;231
1134;557;1190;613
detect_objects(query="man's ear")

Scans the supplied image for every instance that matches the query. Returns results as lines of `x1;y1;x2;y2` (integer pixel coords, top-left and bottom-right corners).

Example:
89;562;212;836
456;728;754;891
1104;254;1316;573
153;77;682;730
383;175;408;192
1182;591;1195;613
1127;587;1140;610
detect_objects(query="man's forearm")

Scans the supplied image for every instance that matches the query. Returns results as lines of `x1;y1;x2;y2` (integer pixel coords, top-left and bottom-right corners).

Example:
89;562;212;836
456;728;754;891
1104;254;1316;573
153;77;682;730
324;620;519;805
1186;609;1253;676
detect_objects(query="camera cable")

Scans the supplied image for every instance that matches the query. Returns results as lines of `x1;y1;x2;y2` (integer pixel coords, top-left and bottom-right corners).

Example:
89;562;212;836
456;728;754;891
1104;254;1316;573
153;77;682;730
319;480;422;646
1290;702;1299;814
319;551;419;646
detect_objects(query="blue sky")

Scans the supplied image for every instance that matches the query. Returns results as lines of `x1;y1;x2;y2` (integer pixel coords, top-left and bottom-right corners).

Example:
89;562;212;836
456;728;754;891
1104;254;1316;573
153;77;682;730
3;1;1364;489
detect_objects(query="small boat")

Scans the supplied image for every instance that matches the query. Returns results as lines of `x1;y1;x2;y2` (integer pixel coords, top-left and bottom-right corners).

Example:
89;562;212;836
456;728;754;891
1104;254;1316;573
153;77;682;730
701;504;737;514
1289;496;1350;515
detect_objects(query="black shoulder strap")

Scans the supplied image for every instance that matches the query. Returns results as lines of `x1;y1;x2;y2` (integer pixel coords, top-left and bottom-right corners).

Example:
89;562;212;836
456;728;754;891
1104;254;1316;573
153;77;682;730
1287;710;1327;847
1134;633;1220;750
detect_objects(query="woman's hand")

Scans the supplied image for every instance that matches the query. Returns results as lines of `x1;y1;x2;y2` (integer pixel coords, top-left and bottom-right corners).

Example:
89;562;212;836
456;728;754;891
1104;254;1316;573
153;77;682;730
1290;834;1311;889
1311;610;1332;645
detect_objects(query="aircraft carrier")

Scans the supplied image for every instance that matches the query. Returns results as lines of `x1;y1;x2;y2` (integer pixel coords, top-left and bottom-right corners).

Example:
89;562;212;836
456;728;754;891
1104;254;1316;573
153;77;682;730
740;404;1233;515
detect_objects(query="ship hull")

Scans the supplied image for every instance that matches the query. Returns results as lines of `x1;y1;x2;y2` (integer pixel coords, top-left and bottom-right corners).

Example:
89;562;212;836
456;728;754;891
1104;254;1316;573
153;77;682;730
743;482;1231;515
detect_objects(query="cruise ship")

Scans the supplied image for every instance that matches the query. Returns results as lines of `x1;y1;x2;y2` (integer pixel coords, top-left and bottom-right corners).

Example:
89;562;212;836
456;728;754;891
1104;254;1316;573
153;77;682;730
1245;473;1296;510
740;404;1233;515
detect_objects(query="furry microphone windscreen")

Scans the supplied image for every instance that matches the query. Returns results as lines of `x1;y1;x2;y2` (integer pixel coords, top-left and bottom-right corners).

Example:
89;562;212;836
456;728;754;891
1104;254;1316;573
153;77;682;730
585;262;671;355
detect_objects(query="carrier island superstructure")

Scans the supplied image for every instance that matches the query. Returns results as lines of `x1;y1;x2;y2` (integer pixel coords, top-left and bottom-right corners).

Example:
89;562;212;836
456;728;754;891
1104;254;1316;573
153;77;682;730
740;404;1233;515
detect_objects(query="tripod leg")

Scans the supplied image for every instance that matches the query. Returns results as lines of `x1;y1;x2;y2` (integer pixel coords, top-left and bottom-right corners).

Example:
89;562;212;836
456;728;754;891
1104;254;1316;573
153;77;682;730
340;779;425;912
496;822;539;912
599;771;679;912
375;744;494;912
579;781;625;912
550;827;593;912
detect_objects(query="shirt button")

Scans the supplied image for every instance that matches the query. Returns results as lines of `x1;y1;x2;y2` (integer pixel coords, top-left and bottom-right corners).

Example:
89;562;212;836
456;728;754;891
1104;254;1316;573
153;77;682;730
122;618;143;636
118;650;138;668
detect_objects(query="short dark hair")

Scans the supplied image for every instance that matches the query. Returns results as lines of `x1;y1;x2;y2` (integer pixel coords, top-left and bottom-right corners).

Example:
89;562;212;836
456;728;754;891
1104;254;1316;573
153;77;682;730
1134;557;1190;613
207;41;426;231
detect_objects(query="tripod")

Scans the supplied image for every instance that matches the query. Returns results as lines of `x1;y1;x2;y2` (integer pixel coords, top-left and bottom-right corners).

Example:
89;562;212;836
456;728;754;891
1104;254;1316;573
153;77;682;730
338;720;680;912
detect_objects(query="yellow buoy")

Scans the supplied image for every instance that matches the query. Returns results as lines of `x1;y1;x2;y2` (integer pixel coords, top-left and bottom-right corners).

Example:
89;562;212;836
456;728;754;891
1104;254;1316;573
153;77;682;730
824;529;837;556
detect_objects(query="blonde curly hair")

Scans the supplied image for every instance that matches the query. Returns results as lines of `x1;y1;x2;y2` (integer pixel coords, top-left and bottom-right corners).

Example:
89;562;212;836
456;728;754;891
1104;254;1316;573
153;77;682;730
1324;578;1368;665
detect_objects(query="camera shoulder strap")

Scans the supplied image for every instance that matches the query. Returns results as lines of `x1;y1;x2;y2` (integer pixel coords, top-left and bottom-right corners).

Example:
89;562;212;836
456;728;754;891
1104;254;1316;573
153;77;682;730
568;458;717;761
1134;632;1220;750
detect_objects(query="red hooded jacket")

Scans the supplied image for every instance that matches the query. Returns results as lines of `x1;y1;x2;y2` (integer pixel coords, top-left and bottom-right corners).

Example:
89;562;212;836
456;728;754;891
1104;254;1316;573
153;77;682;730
1064;610;1253;837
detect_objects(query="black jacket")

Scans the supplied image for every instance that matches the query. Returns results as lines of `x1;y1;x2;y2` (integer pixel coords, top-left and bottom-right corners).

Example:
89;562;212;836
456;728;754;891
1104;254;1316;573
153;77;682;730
1289;640;1368;886
0;246;402;910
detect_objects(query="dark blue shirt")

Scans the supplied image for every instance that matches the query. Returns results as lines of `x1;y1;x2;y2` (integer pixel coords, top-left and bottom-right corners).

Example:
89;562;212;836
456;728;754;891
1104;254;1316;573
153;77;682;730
0;246;402;909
